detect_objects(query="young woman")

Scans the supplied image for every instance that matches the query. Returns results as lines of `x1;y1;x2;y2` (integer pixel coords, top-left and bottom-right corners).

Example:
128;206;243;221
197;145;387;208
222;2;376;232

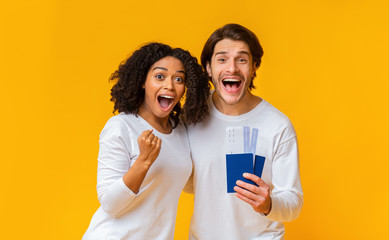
83;43;209;240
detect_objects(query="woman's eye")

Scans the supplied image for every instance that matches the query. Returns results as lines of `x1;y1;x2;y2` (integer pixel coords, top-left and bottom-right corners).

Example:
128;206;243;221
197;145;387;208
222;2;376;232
175;77;184;83
155;74;164;80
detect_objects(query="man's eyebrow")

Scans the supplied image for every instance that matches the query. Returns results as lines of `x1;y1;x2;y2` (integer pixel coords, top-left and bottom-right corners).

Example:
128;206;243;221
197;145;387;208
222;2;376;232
214;51;250;56
237;51;250;56
214;51;227;56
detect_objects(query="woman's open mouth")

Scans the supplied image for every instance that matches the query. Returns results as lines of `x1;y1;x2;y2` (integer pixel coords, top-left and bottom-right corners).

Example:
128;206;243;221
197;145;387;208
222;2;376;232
222;78;242;93
157;95;175;110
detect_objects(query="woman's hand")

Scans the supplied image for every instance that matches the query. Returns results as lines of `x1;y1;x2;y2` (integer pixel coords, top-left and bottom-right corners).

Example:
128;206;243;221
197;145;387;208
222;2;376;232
122;130;162;194
137;130;162;167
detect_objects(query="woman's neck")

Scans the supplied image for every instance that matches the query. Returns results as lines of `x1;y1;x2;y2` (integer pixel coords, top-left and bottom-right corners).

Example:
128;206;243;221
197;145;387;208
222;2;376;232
138;109;172;134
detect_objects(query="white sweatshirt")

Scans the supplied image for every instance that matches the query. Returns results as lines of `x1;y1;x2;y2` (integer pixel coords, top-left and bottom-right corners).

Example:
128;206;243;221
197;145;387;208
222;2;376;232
83;113;192;240
186;96;303;240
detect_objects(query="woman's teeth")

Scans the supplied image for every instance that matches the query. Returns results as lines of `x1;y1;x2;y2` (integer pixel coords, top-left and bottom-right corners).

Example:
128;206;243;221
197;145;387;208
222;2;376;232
158;95;174;109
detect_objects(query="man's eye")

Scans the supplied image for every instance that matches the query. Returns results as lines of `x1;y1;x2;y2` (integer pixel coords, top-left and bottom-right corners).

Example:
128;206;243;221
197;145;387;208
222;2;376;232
238;58;248;63
217;58;226;62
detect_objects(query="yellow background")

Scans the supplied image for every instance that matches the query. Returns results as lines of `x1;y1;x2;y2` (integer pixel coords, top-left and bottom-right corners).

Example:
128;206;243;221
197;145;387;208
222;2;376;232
1;0;388;239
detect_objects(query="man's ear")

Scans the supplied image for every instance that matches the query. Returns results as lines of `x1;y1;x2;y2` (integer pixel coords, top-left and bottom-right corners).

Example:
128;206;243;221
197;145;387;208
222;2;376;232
206;62;212;78
254;63;259;72
252;62;260;78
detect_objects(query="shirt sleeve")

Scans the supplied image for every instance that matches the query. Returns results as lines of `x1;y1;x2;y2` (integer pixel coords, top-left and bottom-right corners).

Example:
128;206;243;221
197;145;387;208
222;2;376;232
183;168;194;194
266;136;304;222
95;117;138;217
183;123;194;194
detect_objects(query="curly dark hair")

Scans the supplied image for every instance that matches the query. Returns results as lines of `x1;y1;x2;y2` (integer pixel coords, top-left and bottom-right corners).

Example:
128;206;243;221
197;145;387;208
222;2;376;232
110;42;210;128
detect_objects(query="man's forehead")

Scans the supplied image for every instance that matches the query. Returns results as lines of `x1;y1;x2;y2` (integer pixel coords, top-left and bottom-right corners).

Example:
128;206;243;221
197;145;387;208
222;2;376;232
213;39;251;56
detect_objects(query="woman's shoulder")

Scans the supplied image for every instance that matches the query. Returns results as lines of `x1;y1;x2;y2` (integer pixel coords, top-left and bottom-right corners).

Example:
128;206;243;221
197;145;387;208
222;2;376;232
101;113;138;137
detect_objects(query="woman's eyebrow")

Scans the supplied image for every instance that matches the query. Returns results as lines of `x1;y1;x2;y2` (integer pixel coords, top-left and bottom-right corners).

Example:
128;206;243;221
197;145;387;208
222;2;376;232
153;67;185;74
152;67;168;71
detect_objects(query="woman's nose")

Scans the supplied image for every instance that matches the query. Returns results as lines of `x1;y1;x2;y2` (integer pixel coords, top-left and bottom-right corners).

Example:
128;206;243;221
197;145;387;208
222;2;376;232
163;78;174;90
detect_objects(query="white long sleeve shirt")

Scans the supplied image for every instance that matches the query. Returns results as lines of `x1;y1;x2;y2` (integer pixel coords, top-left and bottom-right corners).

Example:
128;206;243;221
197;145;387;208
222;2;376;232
186;96;303;240
83;113;192;240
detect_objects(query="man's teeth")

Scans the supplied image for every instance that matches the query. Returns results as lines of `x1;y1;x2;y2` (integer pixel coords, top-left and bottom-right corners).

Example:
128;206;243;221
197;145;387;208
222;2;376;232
223;79;240;82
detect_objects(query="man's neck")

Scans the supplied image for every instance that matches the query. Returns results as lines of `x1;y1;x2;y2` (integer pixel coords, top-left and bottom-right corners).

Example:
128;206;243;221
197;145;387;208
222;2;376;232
212;91;262;116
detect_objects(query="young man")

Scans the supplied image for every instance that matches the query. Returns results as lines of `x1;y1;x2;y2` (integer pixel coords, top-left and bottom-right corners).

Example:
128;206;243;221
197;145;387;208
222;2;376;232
185;24;303;239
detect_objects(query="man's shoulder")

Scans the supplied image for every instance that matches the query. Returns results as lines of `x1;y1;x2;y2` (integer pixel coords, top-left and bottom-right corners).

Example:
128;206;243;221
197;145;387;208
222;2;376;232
259;100;291;123
257;100;297;139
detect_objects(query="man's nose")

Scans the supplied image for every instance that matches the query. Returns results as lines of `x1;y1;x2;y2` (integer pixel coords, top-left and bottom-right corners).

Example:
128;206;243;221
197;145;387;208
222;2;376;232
226;60;238;73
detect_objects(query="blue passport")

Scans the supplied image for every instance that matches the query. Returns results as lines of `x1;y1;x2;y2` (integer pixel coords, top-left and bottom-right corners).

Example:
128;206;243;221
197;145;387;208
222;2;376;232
254;155;266;179
226;153;266;193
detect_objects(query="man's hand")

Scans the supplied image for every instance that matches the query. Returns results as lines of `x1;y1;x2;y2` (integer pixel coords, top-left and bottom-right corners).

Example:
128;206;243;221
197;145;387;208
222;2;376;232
234;173;272;215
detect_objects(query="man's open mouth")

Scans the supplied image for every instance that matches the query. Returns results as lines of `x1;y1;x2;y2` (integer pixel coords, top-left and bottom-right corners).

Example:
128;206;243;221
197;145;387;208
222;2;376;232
157;95;174;110
222;79;242;92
